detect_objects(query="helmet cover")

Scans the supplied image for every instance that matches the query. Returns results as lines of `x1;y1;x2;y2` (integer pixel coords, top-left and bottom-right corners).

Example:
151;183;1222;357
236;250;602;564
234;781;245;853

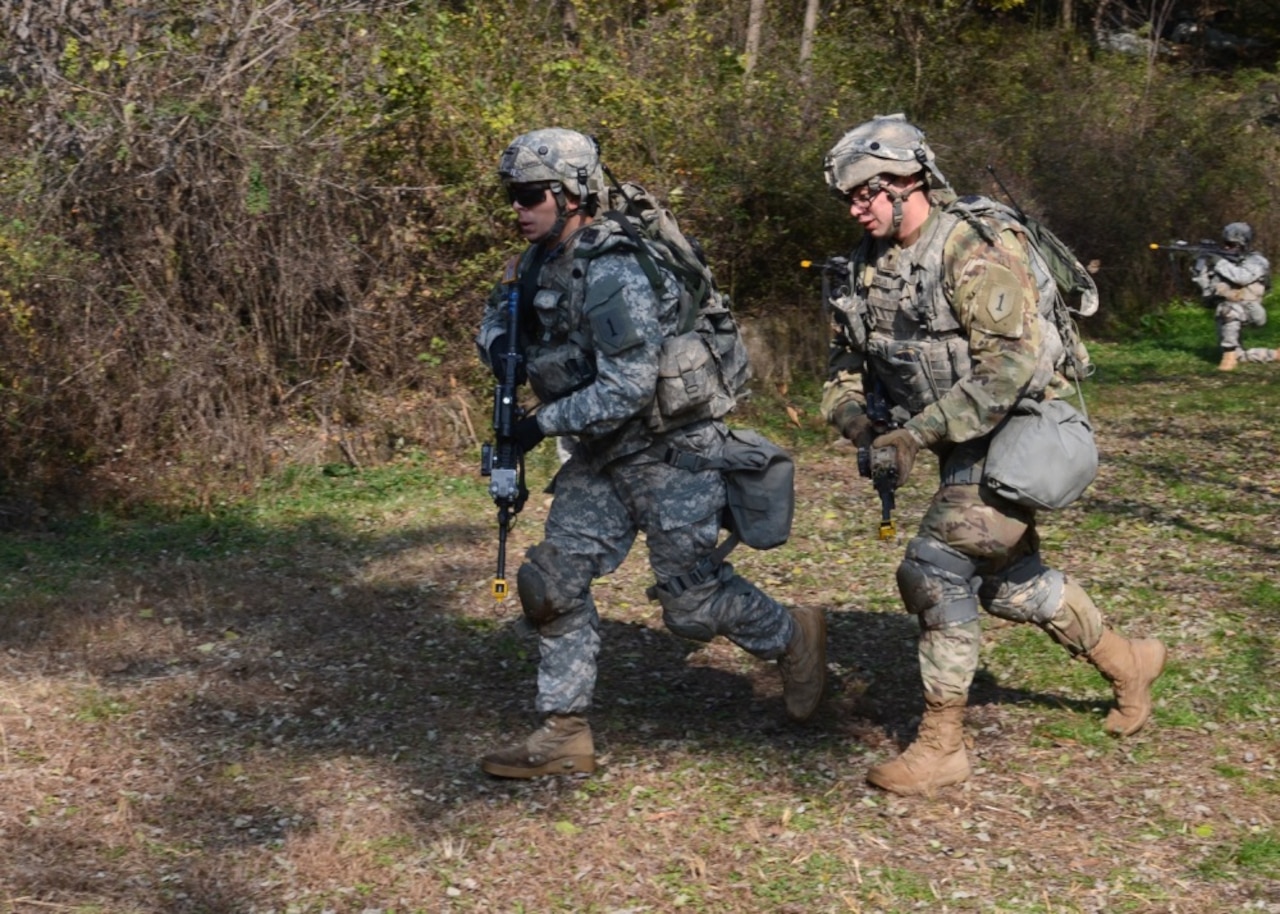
1222;222;1253;247
498;128;606;202
824;113;943;196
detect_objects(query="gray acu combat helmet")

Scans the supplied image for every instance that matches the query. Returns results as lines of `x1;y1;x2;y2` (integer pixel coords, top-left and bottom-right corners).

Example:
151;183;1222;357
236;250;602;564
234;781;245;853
498;128;606;205
1222;222;1253;248
823;114;949;197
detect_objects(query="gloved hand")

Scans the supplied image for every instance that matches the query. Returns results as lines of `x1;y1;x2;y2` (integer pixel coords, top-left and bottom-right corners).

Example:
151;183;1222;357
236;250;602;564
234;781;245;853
488;334;526;386
833;404;874;447
512;415;546;453
871;428;922;486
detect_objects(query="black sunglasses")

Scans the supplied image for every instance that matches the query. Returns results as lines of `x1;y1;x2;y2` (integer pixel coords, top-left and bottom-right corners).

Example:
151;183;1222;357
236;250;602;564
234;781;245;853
506;184;551;208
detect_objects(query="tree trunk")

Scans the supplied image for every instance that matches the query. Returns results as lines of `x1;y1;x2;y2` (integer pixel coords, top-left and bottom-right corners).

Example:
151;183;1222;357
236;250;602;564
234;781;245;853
558;0;579;47
744;0;765;81
799;0;819;83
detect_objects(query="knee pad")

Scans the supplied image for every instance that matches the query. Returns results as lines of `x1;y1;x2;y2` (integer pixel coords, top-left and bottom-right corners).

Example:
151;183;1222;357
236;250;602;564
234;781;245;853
979;554;1064;625
517;542;591;630
896;537;980;630
653;562;734;643
516;561;555;627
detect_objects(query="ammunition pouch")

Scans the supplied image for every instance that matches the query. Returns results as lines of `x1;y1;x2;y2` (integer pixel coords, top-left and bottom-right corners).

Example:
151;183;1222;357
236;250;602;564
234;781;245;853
526;337;596;402
647;304;750;433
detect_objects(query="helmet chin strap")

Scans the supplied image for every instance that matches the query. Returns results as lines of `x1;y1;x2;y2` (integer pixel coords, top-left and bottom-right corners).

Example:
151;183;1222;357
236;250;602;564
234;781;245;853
537;183;587;247
873;175;924;235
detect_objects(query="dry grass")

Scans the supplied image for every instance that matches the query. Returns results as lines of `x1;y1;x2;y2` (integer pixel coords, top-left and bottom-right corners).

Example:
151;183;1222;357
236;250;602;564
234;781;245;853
1;367;1278;913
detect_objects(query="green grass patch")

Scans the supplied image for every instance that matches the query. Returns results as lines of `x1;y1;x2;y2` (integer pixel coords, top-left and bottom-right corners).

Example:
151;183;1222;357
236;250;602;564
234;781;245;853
983;625;1102;698
1242;579;1280;612
1086;297;1280;384
1199;829;1280;881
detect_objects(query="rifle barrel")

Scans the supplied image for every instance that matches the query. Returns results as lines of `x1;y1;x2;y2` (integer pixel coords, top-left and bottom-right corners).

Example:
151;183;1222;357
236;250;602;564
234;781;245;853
493;505;511;600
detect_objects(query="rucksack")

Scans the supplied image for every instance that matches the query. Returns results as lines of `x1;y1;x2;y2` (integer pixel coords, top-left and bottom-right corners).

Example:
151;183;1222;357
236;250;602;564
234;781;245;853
584;175;752;432
947;195;1097;383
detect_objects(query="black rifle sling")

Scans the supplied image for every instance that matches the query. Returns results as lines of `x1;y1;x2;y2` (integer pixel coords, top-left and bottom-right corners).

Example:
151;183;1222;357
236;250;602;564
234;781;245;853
517;245;551;338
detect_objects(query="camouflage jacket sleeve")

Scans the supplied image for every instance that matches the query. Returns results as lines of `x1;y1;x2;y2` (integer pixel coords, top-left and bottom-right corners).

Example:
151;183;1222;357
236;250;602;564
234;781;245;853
535;248;668;438
905;221;1041;449
820;334;868;428
820;248;871;428
1191;256;1214;298
1212;251;1269;287
476;276;510;367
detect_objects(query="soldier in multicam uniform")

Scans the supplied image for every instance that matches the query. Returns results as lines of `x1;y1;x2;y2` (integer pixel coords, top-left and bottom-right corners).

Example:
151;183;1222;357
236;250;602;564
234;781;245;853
1190;222;1275;371
819;115;1167;796
476;128;826;778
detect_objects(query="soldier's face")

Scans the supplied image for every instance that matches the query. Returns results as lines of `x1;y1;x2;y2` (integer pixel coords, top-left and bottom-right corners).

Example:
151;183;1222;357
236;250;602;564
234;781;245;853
847;182;896;239
848;176;927;241
509;184;558;242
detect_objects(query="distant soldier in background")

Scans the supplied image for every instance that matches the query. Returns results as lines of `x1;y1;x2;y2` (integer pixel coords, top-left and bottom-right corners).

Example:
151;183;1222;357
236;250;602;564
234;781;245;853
1191;222;1275;371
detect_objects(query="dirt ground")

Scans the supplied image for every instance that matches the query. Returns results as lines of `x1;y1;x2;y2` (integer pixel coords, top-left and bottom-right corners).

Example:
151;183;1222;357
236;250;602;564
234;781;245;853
1;375;1277;913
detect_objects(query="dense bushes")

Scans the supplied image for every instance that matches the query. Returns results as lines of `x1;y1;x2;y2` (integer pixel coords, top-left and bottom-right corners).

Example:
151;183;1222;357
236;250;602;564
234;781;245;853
0;0;1276;506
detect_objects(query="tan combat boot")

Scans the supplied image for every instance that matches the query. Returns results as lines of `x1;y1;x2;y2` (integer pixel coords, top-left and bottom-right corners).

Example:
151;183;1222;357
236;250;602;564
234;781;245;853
778;605;827;721
1085;629;1167;736
866;698;970;796
1218;349;1239;371
481;714;596;778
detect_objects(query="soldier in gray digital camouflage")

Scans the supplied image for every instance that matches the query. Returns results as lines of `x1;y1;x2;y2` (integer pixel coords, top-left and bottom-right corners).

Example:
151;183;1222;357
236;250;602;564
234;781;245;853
820;115;1167;796
1190;222;1276;371
475;127;826;778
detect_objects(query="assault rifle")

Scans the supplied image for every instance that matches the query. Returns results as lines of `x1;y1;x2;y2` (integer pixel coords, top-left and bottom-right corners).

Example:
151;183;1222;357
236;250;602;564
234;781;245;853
857;381;901;541
800;255;852;316
802;257;901;540
1149;240;1244;264
479;259;529;600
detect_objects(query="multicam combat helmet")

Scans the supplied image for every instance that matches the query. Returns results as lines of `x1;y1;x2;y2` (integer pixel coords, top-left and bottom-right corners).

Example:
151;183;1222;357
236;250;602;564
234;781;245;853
1222;222;1253;248
823;114;949;199
498;128;606;206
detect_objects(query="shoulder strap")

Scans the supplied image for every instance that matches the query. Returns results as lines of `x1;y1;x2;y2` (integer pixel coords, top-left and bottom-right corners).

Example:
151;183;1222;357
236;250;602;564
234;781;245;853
517;245;549;335
598;210;668;297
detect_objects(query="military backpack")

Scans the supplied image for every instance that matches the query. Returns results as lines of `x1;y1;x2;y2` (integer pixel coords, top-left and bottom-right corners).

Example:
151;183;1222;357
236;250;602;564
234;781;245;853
947;195;1097;383
580;175;751;432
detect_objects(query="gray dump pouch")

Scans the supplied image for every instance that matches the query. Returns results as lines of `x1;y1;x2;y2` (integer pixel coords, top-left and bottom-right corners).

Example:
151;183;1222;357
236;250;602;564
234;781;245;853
982;397;1097;511
664;428;795;551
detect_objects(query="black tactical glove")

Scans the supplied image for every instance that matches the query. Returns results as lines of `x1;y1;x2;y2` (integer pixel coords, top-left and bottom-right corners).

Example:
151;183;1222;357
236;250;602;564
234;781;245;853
488;335;526;386
512;416;546;453
871;428;922;486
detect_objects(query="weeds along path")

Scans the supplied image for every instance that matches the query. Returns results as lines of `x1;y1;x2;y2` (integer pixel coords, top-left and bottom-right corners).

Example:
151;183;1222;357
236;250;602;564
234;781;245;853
0;366;1277;913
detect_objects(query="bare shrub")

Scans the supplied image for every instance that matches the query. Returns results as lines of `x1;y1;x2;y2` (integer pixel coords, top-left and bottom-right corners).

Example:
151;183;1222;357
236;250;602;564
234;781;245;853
0;2;1275;509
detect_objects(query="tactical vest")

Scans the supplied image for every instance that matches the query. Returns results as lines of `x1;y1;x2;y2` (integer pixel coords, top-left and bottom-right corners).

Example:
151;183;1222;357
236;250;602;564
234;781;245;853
1212;251;1270;304
518;237;599;406
833;205;1057;416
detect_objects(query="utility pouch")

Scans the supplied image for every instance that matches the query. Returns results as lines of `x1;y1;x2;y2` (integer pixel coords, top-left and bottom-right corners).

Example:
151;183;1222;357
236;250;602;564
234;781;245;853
982;397;1098;511
664;428;795;552
648;305;750;433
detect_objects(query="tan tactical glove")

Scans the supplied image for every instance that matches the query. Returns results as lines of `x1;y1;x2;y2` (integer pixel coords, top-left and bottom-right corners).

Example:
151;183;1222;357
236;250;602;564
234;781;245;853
871;428;923;486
